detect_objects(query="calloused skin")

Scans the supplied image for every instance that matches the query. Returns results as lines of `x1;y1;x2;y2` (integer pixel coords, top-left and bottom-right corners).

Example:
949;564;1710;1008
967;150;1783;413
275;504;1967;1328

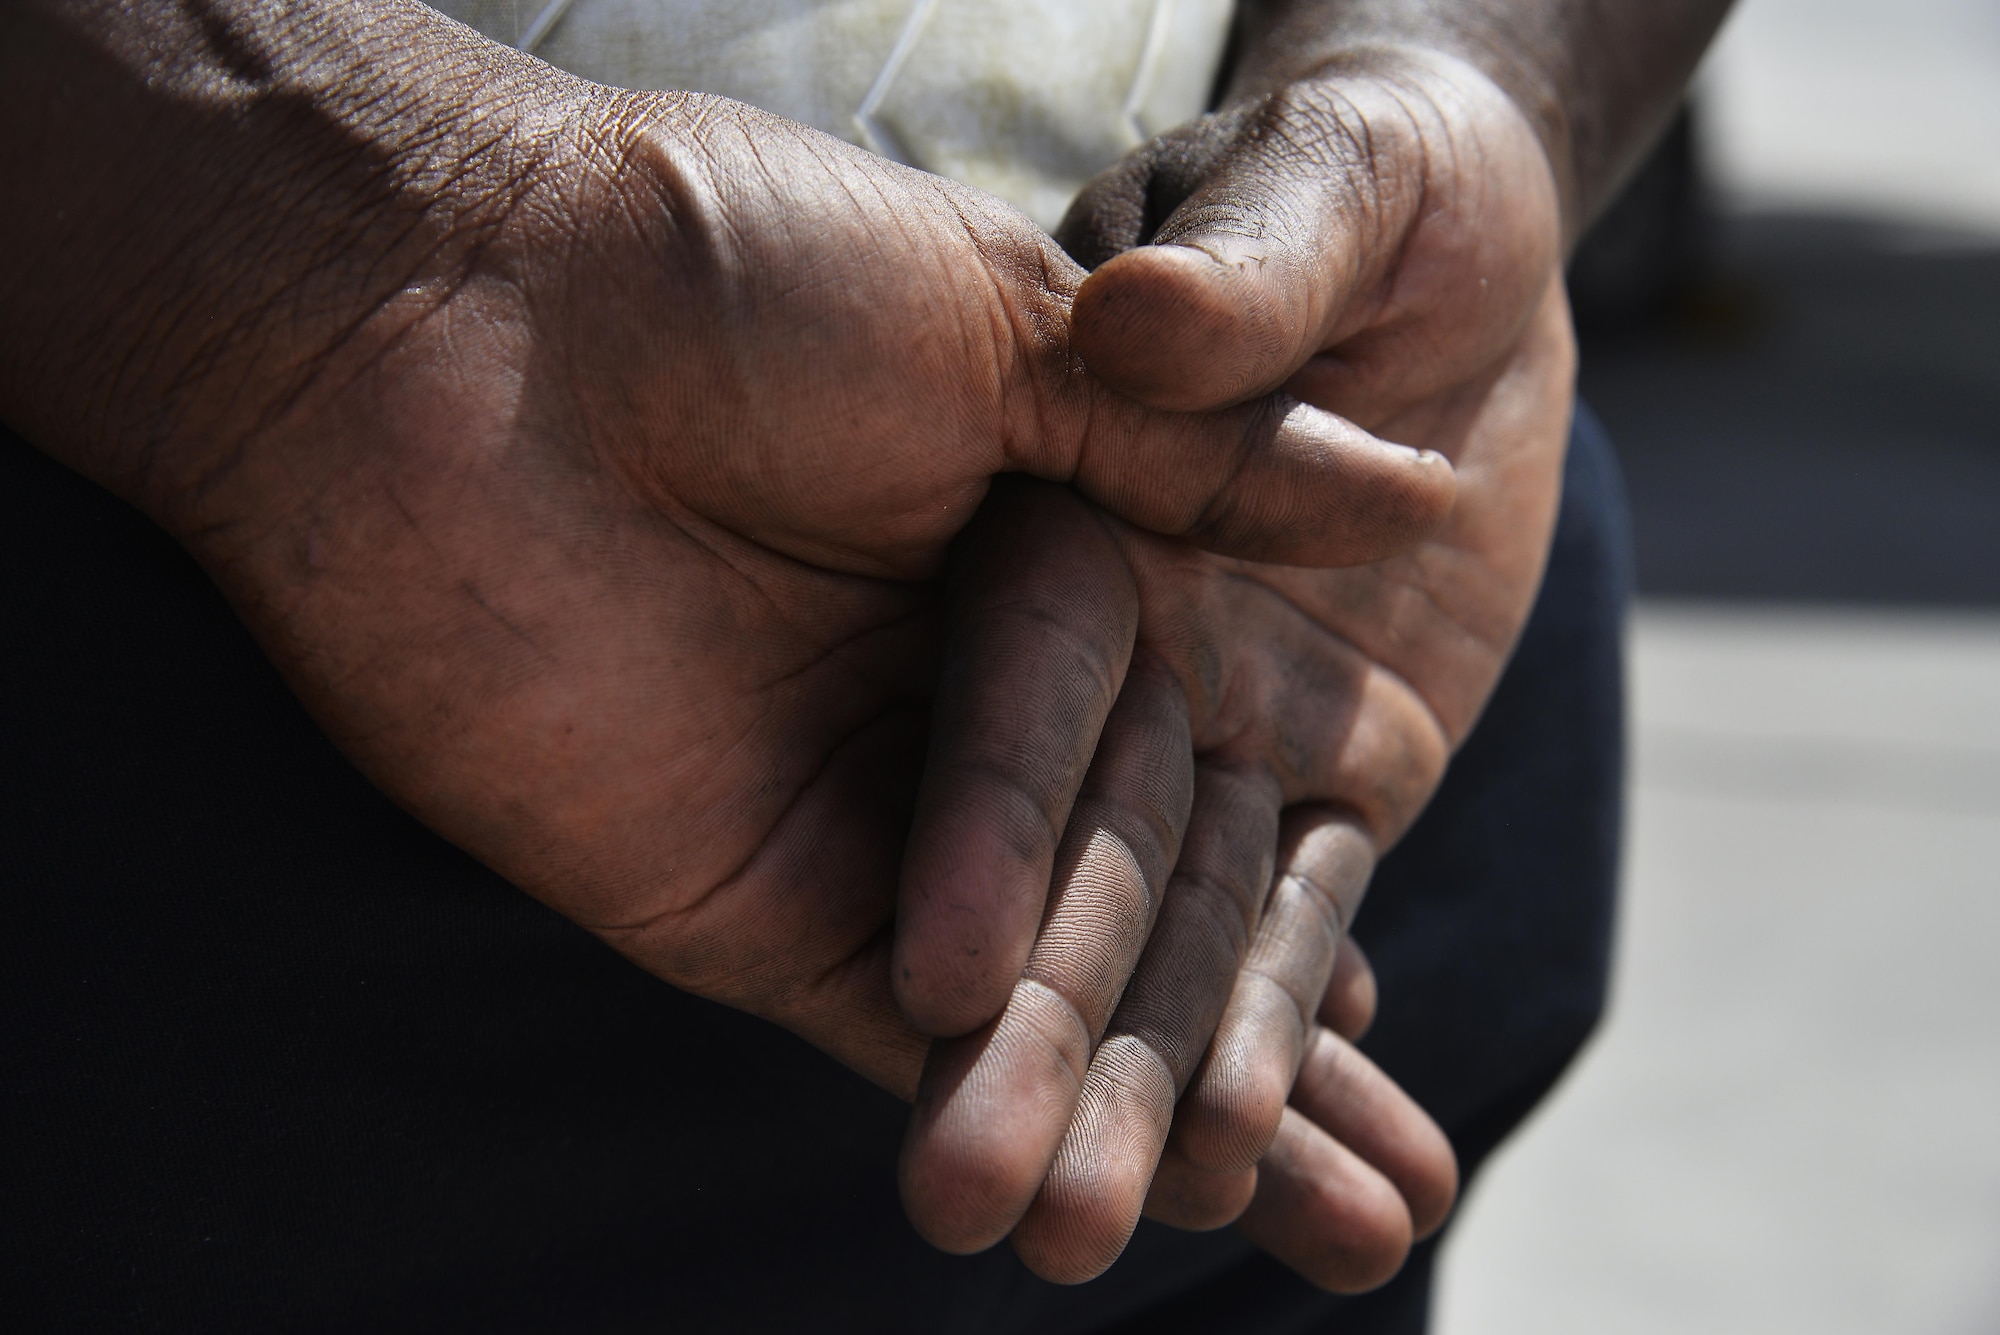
893;48;1564;1286
895;0;1740;1284
1;0;1458;1292
3;0;1733;1299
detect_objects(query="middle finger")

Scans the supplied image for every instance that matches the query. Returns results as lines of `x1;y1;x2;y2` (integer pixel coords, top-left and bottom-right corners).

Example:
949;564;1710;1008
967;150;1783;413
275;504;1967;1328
897;657;1194;1258
1008;757;1284;1281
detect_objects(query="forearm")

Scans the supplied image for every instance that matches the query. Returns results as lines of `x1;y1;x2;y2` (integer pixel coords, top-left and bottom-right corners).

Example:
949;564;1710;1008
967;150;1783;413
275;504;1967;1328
0;0;571;524
1227;0;1735;243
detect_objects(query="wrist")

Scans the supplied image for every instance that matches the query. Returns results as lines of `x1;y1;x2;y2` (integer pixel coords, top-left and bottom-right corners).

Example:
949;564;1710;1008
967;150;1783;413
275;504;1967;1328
1221;16;1579;240
0;0;581;533
1222;0;1733;247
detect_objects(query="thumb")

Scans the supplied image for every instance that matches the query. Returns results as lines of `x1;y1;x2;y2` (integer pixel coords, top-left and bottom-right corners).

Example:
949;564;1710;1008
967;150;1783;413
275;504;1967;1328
952;161;1456;569
1061;80;1427;413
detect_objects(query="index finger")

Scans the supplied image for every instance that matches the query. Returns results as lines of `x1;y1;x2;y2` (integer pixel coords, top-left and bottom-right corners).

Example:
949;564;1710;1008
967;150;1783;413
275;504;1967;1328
898;657;1193;1256
894;479;1136;1037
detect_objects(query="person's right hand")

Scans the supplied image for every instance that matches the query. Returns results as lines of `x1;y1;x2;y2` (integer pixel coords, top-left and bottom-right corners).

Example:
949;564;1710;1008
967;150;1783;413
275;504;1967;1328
891;43;1574;1289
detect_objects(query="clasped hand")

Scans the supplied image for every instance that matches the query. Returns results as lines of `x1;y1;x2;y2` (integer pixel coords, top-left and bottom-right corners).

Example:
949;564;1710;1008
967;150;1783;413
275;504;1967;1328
66;20;1568;1294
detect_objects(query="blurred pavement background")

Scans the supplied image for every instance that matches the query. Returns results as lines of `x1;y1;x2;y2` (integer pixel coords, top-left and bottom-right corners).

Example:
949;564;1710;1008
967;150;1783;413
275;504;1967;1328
1431;1;2000;1331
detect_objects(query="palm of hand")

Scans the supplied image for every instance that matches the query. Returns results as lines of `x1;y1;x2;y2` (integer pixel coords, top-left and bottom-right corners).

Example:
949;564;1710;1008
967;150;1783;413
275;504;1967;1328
190;85;1444;1097
202;98;1081;1092
1128;300;1572;832
930;48;1572;1284
1072;48;1571;855
201;97;976;1090
173;57;1505;1286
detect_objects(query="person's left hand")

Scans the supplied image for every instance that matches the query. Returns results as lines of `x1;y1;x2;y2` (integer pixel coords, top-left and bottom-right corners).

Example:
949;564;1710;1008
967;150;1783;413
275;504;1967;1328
893;45;1575;1289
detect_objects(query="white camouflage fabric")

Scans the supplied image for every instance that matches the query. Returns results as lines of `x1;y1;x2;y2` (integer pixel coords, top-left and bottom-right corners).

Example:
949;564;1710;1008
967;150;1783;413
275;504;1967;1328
429;0;1234;228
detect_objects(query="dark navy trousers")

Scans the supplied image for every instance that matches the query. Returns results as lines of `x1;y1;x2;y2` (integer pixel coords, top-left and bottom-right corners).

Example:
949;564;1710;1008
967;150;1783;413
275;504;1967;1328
0;406;1629;1333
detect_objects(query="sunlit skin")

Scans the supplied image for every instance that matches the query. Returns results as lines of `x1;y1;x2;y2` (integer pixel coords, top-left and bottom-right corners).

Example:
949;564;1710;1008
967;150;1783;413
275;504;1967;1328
2;0;1734;1298
2;0;1456;1289
897;48;1561;1285
895;0;1734;1281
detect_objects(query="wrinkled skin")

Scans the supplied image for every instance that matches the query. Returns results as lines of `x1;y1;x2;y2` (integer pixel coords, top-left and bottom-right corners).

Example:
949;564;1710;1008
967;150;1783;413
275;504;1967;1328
893;48;1573;1288
159;78;1461;1099
0;0;1465;1286
2;0;1562;1297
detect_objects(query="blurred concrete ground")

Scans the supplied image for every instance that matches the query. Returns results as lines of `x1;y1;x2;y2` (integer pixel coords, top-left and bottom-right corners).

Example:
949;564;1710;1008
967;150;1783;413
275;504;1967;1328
1435;608;2000;1335
1431;0;2000;1329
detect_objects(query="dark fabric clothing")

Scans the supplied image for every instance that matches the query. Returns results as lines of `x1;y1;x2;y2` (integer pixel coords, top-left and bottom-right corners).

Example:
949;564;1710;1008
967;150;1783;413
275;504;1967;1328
0;405;1628;1333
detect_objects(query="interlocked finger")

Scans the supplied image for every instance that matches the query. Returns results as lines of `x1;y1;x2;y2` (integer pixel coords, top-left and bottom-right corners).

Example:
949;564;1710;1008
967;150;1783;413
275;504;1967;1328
1163;808;1374;1186
895;478;1137;1038
1319;932;1378;1042
1139;926;1380;1232
1289;1026;1457;1240
1234;1104;1412;1294
1231;1026;1457;1293
899;658;1194;1256
1008;760;1284;1281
